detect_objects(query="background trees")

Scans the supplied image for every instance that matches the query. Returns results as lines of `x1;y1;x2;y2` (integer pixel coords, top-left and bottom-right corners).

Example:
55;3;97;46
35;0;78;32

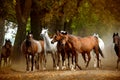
0;0;120;60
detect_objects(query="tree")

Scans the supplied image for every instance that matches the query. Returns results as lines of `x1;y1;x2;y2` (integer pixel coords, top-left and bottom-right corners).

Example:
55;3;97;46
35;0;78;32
13;0;32;60
0;0;15;50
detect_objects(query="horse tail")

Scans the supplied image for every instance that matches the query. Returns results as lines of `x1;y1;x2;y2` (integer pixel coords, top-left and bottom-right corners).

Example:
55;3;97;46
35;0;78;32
98;46;104;58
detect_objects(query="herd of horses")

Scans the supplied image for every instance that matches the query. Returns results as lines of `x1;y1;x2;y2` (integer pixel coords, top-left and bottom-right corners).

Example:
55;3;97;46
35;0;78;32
0;28;120;71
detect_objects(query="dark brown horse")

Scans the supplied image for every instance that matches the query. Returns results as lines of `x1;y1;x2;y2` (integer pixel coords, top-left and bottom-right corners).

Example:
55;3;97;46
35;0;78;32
113;33;120;69
0;39;12;67
52;31;104;69
21;31;42;71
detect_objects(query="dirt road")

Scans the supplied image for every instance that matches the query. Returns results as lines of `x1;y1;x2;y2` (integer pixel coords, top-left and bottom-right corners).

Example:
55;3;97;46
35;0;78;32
0;67;120;80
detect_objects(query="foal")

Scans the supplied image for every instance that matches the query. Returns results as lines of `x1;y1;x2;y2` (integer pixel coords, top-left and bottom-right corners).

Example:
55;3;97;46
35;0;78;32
0;39;12;67
113;33;120;69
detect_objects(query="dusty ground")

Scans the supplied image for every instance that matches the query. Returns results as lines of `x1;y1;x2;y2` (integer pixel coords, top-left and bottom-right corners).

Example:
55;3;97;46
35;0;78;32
0;67;120;80
0;53;120;80
0;40;120;80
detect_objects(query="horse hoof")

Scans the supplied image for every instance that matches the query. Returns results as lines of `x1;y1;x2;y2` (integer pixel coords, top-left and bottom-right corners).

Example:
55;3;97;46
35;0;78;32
56;66;60;70
71;68;76;71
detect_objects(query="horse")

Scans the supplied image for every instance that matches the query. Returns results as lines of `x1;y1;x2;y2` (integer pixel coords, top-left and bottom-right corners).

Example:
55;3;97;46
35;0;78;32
51;31;73;70
113;33;120;69
21;31;42;71
0;39;12;67
52;31;104;70
93;33;105;68
40;28;58;69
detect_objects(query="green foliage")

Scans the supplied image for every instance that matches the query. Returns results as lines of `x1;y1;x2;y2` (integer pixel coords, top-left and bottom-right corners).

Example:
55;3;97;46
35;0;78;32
26;17;31;31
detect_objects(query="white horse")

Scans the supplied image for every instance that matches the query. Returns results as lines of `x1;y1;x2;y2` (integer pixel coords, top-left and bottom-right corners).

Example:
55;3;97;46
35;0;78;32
93;33;105;68
40;28;58;69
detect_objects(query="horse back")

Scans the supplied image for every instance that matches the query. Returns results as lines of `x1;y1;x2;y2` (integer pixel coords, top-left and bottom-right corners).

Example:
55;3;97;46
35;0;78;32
77;36;99;52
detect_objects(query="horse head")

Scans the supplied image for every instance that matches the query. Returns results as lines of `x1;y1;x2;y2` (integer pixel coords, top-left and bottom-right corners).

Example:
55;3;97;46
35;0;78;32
5;39;12;49
113;33;120;45
26;31;33;48
60;31;68;46
51;31;64;44
40;28;48;37
51;30;68;47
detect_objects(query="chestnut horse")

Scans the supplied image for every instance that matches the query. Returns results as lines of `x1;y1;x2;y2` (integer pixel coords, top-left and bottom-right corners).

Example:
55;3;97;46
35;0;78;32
52;31;104;69
51;33;72;70
113;33;120;69
21;31;42;71
0;39;12;67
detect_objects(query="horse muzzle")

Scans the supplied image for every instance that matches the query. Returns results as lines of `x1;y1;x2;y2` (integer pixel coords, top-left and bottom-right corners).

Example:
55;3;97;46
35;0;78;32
51;40;55;44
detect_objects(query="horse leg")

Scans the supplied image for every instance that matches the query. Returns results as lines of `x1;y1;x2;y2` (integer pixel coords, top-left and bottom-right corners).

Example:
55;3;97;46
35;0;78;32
116;57;120;69
95;52;99;68
35;53;40;70
56;52;60;70
67;53;70;69
61;52;66;70
86;52;91;68
26;55;30;71
51;53;56;69
81;53;86;63
4;58;7;67
75;53;82;70
31;55;35;71
43;54;47;70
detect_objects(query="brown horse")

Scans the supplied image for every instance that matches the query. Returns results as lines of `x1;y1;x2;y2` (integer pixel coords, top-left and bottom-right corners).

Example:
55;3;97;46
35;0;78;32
51;31;79;70
52;35;71;70
113;33;120;69
21;31;42;71
0;39;12;67
52;31;104;69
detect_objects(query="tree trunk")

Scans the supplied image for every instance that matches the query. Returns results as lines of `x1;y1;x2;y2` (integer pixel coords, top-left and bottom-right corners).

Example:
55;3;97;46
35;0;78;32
13;24;26;60
30;10;42;40
13;0;32;61
0;18;5;50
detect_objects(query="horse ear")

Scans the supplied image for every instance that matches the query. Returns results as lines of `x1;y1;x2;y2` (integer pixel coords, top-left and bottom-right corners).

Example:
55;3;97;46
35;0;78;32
116;33;118;35
30;31;33;34
5;39;7;42
62;31;67;35
64;31;67;35
96;34;99;37
56;30;60;35
113;33;115;37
